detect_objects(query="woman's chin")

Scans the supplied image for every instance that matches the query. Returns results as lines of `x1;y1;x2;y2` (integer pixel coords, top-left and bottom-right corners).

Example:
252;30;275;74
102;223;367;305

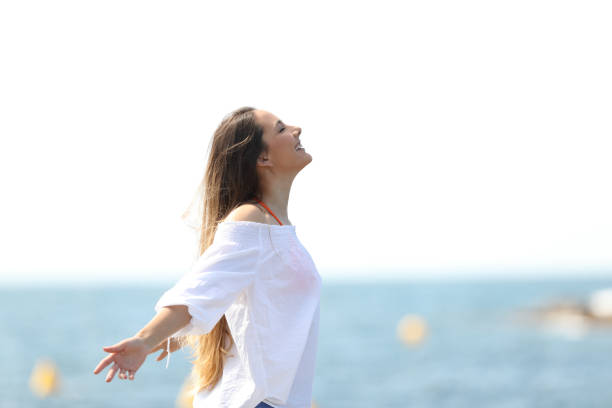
296;153;312;169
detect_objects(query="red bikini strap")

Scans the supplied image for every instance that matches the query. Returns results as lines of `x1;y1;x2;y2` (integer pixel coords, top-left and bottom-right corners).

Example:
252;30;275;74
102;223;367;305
254;198;283;226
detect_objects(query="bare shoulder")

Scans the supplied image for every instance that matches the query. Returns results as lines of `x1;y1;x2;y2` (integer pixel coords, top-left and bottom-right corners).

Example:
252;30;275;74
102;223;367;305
223;203;269;224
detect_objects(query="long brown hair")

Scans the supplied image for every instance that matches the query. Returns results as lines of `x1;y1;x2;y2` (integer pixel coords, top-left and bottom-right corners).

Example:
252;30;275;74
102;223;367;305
177;106;266;394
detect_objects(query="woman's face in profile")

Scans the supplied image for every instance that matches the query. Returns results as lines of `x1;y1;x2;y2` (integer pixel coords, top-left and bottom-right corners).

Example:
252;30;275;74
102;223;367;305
254;109;311;172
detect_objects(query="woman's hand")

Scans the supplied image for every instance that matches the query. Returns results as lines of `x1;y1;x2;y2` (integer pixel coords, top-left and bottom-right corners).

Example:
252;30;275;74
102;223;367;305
148;337;183;362
93;336;151;382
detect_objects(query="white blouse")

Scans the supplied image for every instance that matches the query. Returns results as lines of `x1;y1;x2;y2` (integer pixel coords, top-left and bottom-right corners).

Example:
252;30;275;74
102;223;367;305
154;220;322;408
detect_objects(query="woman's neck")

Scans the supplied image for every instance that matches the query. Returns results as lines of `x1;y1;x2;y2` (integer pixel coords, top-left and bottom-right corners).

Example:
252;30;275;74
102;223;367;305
255;191;290;225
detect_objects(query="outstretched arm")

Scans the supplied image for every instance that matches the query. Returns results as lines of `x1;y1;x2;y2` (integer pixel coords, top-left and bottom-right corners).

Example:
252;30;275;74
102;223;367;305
93;305;191;382
135;305;191;350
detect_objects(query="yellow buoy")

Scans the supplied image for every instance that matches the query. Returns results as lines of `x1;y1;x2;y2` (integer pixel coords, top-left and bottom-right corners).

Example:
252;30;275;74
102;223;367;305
29;358;61;398
396;314;428;345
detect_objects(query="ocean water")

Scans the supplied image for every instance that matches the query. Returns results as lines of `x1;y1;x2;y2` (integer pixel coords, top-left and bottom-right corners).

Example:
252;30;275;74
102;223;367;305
2;277;612;408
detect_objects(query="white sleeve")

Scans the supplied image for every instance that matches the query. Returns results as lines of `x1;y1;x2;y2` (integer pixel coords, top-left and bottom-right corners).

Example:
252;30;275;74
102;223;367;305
154;228;262;338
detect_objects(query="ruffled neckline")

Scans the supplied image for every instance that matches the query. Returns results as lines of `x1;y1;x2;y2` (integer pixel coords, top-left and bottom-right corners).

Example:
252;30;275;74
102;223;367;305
218;220;296;229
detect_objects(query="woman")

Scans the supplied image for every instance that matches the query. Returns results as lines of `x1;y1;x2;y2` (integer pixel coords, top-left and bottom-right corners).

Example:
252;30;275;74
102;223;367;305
92;106;322;408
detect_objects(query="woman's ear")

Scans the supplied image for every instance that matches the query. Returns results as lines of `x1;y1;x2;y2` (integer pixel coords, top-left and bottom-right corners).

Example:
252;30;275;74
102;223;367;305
256;152;271;167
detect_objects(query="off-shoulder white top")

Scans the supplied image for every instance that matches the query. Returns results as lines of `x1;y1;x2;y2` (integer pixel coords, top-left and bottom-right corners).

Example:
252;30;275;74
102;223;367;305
154;221;322;408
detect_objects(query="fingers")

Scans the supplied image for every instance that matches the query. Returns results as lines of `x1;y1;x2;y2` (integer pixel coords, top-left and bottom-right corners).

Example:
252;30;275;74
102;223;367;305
118;368;135;381
106;362;119;382
156;350;168;361
103;362;136;382
103;341;126;353
93;353;115;375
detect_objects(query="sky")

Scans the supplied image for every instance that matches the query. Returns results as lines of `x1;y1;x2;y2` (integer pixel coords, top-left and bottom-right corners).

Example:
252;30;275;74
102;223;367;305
1;0;611;285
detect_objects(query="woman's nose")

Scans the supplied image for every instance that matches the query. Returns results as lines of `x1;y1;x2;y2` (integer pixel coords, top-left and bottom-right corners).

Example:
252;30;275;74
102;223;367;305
294;127;302;137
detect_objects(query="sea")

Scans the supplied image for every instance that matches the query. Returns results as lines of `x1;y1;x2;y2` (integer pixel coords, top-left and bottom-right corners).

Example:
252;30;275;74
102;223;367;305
2;276;612;408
